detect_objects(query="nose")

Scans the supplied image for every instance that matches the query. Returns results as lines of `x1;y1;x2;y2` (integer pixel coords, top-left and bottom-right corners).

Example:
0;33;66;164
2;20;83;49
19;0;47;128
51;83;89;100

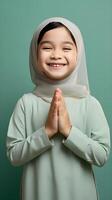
50;49;62;59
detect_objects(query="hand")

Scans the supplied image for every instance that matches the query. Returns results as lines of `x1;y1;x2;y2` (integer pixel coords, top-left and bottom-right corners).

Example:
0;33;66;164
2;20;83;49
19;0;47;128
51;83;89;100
58;89;72;137
45;89;59;138
45;88;72;138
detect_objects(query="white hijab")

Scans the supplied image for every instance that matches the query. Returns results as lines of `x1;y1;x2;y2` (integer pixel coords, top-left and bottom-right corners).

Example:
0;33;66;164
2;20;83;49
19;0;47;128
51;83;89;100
29;17;90;98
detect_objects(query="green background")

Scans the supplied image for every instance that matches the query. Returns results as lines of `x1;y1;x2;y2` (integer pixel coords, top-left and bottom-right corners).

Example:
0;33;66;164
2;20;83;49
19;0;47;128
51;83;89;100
0;0;112;199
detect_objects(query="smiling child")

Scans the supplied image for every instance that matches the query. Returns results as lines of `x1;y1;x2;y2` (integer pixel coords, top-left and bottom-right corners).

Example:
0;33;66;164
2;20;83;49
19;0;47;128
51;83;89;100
7;17;110;200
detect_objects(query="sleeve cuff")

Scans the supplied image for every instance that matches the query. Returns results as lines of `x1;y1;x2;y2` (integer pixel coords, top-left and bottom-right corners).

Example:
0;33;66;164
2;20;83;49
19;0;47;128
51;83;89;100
27;126;54;153
62;126;90;156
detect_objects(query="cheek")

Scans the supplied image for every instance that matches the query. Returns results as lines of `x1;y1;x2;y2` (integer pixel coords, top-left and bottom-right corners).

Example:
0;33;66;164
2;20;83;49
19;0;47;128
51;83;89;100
68;53;77;65
36;53;43;71
37;51;49;63
71;50;77;64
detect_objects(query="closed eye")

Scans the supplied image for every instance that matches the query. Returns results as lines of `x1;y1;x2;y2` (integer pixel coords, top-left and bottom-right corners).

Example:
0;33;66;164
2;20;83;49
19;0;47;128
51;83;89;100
42;47;51;49
63;47;72;51
42;47;52;49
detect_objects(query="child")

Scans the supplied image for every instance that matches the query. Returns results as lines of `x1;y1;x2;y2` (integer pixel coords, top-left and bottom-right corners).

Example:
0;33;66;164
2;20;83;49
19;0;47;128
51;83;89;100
6;17;110;200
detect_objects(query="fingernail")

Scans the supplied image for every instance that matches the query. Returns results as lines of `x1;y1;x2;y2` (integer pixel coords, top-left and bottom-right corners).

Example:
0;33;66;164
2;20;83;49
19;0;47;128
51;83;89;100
56;88;62;93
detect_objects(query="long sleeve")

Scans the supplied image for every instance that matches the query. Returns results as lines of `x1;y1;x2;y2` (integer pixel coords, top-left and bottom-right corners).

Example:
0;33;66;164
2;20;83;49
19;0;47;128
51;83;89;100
6;98;53;166
63;96;110;166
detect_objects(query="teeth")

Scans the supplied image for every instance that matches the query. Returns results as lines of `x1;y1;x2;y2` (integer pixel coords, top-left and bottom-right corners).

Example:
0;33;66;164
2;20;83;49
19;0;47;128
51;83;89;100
49;63;65;67
52;64;60;67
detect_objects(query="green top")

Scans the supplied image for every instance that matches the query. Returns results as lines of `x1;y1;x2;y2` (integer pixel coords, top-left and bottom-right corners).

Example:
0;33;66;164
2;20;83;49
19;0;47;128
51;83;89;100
6;93;110;200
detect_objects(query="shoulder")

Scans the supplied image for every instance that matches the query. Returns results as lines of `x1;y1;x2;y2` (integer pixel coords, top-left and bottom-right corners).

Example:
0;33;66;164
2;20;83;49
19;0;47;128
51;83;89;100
86;94;101;104
86;94;103;108
85;94;105;117
17;92;38;103
15;93;40;110
74;94;102;109
22;92;38;100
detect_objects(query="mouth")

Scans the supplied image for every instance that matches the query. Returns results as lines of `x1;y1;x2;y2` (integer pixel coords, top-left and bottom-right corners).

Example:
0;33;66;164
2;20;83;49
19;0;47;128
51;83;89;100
47;63;66;69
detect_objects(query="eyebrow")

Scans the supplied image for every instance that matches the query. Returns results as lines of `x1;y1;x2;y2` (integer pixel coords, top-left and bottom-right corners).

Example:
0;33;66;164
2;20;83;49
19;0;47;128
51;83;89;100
39;40;74;46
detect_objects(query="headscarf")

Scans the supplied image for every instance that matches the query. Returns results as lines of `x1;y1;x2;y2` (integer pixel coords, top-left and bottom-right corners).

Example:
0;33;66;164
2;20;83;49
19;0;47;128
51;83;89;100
29;17;90;98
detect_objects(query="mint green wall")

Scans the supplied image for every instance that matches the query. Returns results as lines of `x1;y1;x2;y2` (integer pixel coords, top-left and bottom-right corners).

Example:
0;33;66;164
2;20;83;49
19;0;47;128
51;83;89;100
0;0;112;199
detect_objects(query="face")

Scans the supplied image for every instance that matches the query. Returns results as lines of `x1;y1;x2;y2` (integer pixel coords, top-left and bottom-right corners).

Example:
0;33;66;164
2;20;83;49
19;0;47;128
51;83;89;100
36;26;77;81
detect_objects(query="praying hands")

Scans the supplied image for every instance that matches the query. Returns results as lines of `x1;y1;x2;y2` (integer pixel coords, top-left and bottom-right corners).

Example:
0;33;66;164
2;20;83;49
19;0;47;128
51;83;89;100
45;88;72;138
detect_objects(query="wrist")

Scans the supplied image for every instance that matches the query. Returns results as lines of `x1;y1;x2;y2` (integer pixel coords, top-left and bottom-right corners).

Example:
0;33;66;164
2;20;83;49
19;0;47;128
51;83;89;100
45;127;52;138
63;125;72;137
45;126;57;138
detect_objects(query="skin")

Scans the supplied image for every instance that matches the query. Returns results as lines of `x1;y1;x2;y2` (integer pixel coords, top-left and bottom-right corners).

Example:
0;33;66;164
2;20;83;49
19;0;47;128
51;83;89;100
45;88;72;138
37;27;77;81
37;27;77;138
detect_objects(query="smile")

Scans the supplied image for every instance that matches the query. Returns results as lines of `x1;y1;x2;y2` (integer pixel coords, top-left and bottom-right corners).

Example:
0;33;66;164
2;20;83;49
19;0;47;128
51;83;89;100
47;63;66;68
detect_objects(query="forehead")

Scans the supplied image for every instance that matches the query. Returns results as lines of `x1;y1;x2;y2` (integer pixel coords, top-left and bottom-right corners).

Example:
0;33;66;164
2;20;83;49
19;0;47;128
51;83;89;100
40;27;75;43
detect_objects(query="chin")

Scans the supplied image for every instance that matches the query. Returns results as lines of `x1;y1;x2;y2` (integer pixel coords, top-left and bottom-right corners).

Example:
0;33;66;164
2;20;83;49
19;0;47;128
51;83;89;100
44;71;69;81
49;75;68;81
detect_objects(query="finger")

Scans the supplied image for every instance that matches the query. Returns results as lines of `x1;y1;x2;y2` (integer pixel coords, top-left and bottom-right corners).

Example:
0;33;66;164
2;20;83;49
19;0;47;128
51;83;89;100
55;88;62;101
59;95;67;114
55;88;62;94
52;102;58;117
49;91;59;115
